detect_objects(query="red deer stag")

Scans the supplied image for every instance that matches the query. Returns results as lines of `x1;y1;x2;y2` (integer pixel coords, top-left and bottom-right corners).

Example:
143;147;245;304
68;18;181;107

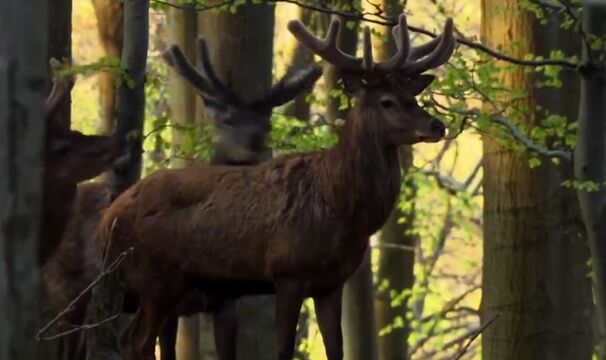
97;13;455;360
43;41;321;360
42;73;127;266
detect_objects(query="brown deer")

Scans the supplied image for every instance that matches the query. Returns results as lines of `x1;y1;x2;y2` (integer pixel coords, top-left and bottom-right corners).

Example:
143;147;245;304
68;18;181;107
43;40;321;360
42;74;127;266
41;73;127;359
97;13;454;360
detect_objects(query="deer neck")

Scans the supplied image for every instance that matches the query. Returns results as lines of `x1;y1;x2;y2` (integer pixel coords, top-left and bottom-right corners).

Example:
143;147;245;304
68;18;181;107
40;177;77;264
319;106;402;236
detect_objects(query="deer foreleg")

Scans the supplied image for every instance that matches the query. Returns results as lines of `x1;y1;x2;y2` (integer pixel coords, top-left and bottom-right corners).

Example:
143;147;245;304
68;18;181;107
158;314;178;360
313;286;344;360
213;299;238;360
275;282;305;360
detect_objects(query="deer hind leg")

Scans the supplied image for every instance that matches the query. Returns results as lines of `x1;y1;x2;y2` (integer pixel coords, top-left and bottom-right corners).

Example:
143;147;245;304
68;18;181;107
313;286;344;360
129;298;176;360
158;315;178;360
212;299;238;360
275;282;305;360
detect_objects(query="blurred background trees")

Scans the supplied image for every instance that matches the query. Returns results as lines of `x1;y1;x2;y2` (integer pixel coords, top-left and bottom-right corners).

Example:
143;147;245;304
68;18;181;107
10;0;603;358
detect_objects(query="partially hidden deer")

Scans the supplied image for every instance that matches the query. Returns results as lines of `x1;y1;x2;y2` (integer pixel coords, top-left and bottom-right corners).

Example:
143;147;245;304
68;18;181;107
42;73;127;266
97;13;455;360
41;73;127;360
43;40;321;360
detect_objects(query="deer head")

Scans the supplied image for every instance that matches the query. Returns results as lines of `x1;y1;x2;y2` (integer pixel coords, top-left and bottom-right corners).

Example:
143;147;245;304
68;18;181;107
44;72;127;183
163;39;323;165
288;14;455;145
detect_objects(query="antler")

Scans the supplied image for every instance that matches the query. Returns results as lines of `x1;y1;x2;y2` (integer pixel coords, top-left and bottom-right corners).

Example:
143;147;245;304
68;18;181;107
163;39;238;103
45;58;75;120
287;14;455;76
287;16;363;72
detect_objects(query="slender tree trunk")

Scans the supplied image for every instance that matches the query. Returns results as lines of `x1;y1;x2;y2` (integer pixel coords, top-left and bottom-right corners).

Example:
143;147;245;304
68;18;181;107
284;9;314;121
481;1;593;358
575;0;606;354
372;3;415;359
87;1;149;359
0;1;47;359
167;5;202;359
319;7;379;360
47;0;72;129
198;4;277;359
92;0;124;135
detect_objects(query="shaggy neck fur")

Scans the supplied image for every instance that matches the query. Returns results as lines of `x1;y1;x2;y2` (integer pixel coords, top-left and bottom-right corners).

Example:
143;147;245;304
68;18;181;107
317;100;402;236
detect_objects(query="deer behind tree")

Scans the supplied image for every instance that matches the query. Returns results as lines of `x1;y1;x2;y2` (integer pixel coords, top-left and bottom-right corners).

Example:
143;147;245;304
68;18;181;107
97;14;455;360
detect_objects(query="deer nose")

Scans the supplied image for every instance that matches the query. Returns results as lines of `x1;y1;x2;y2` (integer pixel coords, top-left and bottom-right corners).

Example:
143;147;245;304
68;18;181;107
430;120;446;137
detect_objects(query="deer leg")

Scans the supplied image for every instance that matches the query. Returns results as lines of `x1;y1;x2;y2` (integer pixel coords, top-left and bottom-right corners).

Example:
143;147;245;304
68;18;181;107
130;299;169;360
275;283;305;360
158;315;178;360
212;299;238;360
313;286;344;360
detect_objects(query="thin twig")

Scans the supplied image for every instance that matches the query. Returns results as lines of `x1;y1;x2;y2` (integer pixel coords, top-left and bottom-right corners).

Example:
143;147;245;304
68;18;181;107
152;0;578;68
452;313;501;360
37;219;133;341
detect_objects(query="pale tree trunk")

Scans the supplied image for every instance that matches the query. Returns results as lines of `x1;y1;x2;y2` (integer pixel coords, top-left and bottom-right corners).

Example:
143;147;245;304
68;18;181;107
87;1;149;359
575;0;606;354
372;2;415;360
319;7;378;360
92;0;124;135
284;9;314;121
167;5;202;360
198;5;277;359
0;0;47;359
481;1;593;359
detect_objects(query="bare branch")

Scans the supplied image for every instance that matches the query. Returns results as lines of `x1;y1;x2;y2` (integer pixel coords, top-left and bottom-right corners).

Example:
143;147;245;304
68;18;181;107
37;219;133;341
452;313;501;360
151;0;578;69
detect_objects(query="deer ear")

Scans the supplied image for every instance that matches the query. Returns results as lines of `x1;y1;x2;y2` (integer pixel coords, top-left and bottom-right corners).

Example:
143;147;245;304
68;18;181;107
342;72;364;95
408;74;435;95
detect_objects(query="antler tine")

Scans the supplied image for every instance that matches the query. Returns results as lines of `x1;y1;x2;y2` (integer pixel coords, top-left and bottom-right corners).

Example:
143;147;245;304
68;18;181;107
162;45;214;95
362;27;374;71
374;14;410;73
197;38;238;101
402;18;455;76
45;59;75;119
287;17;363;72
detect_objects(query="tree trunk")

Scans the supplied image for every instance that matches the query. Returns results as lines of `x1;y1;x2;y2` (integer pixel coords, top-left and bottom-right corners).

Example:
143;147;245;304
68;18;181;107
0;1;47;359
575;0;606;354
481;1;593;359
319;7;379;360
198;4;277;359
372;3;415;359
283;9;314;121
87;1;149;359
47;0;72;129
167;5;202;359
92;0;124;135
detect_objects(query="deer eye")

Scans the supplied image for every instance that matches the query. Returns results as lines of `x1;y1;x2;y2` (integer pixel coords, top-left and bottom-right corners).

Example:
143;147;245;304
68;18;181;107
379;98;396;110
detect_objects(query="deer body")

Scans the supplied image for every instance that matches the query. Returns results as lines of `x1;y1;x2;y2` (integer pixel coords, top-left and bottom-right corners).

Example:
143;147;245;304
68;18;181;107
103;14;455;359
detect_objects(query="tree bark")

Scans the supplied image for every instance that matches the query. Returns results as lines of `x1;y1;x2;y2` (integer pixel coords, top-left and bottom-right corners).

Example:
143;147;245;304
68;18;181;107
92;0;124;135
371;2;415;359
198;4;277;359
167;5;202;359
481;1;593;359
0;0;47;358
87;1;149;359
575;0;606;354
